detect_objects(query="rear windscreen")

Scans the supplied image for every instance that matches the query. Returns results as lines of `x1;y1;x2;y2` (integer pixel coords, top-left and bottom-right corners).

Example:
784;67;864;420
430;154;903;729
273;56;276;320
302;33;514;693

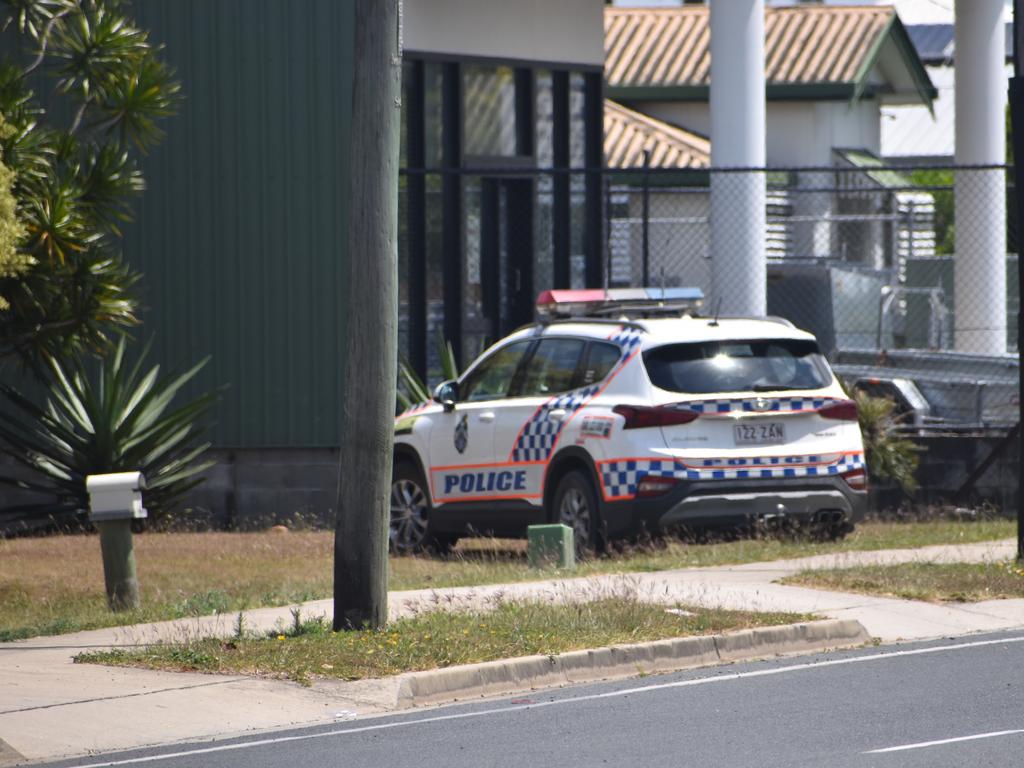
643;339;832;395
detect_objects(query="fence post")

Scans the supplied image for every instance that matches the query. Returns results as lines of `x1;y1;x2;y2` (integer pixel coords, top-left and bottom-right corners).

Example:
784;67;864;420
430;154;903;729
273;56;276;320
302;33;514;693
906;198;915;261
1011;0;1024;559
604;176;612;288
642;149;650;286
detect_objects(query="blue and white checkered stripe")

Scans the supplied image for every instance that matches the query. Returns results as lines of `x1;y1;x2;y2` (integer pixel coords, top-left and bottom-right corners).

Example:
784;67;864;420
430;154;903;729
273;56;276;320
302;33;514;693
509;326;644;463
601;459;678;499
511;384;601;462
686;396;843;415
600;453;866;498
608;327;644;357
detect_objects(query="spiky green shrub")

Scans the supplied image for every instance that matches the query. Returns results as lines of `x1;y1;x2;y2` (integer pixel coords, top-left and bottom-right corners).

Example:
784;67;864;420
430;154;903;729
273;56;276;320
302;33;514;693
855;390;921;495
0;337;218;521
0;0;181;365
396;330;461;411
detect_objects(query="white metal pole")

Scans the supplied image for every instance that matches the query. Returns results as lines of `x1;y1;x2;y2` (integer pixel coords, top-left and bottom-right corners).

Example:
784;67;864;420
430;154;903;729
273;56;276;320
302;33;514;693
793;171;832;259
954;0;1007;354
710;0;767;316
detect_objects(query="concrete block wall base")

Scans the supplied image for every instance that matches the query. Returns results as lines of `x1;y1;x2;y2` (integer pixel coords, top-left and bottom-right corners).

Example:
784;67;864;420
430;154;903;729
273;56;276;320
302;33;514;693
395;619;870;708
182;448;341;530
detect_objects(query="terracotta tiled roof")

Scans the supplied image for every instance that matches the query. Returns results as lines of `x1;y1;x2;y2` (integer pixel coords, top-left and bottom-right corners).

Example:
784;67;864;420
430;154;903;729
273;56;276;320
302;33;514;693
605;5;899;90
604;99;709;169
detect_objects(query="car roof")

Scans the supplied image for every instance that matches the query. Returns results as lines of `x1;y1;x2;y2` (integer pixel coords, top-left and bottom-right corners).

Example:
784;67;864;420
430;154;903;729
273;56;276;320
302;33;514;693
504;315;818;348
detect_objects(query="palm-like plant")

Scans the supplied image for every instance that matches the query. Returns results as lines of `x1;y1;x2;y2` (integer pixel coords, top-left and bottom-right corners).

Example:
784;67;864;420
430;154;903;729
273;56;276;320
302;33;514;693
396;331;461;411
0;0;181;365
0;336;217;519
854;390;921;496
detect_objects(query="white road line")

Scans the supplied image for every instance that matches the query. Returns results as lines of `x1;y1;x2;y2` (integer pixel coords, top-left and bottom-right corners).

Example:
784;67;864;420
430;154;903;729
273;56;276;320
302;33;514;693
61;633;1024;768
866;729;1024;754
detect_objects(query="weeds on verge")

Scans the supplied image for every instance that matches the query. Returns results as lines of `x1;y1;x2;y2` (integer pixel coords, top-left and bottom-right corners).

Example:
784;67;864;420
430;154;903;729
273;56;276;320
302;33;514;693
75;596;812;686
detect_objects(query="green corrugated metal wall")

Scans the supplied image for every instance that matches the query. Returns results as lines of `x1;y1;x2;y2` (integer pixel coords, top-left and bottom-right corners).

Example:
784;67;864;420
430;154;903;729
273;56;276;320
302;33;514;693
124;0;354;448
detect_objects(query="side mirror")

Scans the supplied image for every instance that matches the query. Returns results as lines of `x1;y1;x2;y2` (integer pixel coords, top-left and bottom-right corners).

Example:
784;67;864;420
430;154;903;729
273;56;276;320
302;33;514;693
433;380;458;413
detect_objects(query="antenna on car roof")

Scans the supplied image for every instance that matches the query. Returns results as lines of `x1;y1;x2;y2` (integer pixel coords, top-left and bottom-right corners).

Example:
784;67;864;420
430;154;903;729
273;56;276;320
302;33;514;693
709;297;722;327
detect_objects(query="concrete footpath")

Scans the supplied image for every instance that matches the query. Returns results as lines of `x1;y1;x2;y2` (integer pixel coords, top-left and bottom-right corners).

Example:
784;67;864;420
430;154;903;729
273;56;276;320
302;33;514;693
2;539;1023;764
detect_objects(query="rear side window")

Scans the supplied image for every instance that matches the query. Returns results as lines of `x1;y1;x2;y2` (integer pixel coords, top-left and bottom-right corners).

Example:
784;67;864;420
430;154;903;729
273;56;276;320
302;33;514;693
643;339;832;394
581;342;621;386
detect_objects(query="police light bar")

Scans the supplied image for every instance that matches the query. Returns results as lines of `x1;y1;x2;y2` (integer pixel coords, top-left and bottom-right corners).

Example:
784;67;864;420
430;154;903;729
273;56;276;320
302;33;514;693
536;287;704;318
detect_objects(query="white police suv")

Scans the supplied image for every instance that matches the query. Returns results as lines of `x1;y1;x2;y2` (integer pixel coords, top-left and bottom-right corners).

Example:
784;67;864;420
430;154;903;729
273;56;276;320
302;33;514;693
392;288;867;554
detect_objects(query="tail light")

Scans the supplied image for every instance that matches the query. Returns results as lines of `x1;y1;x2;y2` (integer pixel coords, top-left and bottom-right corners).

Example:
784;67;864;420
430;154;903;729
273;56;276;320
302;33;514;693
613;404;699;430
818;399;859;421
636;475;679;498
842;468;868;491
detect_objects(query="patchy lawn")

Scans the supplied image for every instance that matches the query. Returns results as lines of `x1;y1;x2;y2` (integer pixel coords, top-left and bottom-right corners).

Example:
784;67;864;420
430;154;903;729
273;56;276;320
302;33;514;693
1;518;1013;640
782;561;1024;603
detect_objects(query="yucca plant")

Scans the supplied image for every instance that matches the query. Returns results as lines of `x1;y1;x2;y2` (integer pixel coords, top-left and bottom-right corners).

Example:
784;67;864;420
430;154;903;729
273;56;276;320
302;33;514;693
396;330;462;411
0;336;218;521
854;389;921;496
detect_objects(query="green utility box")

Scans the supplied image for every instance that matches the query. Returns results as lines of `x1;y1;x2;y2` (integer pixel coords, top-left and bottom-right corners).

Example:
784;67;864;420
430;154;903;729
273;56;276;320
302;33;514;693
527;524;575;570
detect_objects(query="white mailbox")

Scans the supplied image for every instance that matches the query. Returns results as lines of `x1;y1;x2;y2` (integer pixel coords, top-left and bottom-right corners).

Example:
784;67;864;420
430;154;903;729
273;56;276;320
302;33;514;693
86;472;147;522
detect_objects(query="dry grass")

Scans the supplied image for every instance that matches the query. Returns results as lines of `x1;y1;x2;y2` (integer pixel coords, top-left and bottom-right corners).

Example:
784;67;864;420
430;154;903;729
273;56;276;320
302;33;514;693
389;518;1015;590
1;518;1014;640
783;561;1024;603
76;597;812;685
0;531;333;640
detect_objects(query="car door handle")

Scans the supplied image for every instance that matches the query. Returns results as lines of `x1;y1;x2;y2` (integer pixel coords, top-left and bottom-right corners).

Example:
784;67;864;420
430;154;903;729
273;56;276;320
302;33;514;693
548;409;567;422
478;412;496;423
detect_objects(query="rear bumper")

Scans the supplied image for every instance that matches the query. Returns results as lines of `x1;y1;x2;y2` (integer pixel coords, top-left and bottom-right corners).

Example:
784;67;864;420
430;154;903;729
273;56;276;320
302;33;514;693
601;476;868;537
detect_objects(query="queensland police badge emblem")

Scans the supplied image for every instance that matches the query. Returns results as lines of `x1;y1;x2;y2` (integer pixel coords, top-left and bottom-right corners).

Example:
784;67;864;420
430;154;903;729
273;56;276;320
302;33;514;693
454;414;468;454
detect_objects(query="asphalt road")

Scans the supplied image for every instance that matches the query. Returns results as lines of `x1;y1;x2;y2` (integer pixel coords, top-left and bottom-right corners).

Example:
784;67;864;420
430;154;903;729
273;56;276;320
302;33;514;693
42;630;1024;768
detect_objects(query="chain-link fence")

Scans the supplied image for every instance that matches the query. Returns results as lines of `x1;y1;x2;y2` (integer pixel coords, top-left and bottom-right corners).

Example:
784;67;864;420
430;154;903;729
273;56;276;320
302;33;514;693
603;162;1020;509
606;164;1018;422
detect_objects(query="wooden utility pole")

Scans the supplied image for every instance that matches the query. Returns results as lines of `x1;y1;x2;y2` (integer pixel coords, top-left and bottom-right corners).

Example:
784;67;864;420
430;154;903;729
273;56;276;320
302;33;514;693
333;0;400;630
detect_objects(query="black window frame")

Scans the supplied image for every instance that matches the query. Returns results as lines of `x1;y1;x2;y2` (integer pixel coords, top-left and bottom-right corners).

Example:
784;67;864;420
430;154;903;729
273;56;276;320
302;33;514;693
399;51;604;379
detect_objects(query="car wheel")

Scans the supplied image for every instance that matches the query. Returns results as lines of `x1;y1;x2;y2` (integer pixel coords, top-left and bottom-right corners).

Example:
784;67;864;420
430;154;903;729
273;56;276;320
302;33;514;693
553;469;602;558
390;462;433;555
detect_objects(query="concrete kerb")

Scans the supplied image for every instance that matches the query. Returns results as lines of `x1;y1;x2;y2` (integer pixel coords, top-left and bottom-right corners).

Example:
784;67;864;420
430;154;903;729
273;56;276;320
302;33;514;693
394;618;870;707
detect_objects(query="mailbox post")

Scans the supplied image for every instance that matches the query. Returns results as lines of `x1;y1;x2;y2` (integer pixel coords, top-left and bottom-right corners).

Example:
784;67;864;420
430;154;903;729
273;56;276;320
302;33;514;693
86;472;147;611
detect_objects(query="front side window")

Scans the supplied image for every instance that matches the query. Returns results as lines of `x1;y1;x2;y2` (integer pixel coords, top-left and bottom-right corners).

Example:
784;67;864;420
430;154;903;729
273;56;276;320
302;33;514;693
643;339;832;395
460;341;532;402
517;338;586;397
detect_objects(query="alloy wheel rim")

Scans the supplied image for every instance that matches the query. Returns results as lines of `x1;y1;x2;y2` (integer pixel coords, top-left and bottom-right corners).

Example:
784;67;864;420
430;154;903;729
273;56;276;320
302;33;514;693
558;487;591;547
390;479;429;552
